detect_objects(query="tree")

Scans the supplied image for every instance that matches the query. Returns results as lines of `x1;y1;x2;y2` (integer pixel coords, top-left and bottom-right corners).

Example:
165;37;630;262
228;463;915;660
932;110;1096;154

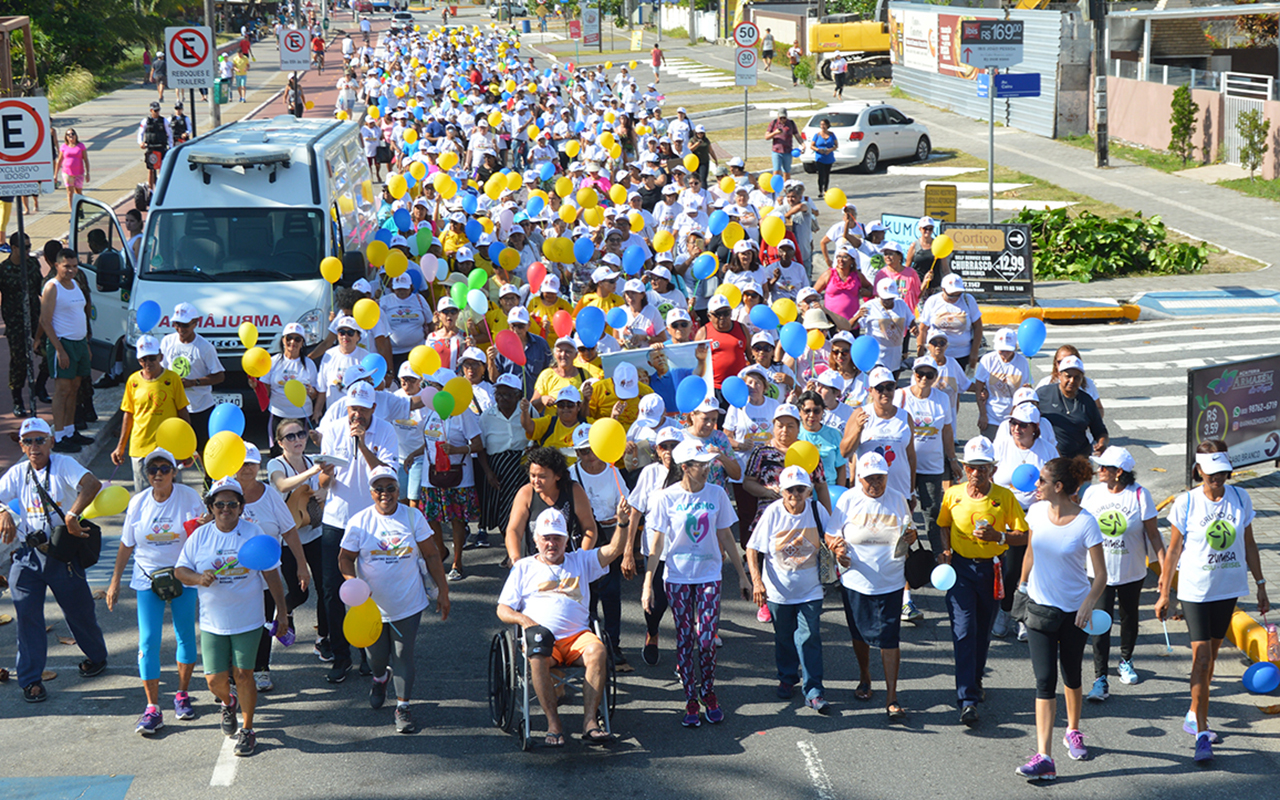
794;55;817;105
1169;84;1200;167
1235;0;1278;46
1237;108;1271;180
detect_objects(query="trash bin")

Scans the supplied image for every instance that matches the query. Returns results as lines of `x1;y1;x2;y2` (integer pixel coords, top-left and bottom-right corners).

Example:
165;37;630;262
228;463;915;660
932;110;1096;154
214;77;230;104
522;19;531;33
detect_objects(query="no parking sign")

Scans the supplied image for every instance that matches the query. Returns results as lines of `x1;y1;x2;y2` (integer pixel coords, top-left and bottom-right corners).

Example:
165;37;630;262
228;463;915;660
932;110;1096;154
166;26;214;88
280;28;311;71
0;97;53;196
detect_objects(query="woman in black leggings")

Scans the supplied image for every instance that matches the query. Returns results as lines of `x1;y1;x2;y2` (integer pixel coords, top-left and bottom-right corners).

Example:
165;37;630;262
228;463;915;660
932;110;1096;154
1015;456;1107;782
623;428;683;666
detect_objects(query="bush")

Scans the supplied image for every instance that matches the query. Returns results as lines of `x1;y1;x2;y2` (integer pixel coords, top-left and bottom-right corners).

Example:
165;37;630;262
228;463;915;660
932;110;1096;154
47;68;99;114
1169;84;1199;167
1011;207;1209;282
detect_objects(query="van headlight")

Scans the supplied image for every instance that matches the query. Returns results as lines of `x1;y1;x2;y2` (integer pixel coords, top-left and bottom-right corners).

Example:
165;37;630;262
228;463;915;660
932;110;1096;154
126;309;141;346
297;308;325;344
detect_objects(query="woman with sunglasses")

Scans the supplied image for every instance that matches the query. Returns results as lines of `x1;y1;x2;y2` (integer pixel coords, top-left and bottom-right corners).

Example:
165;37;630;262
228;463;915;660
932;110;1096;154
313;314;366;421
254;322;317;448
268;418;333;663
427;296;465;369
106;447;205;735
796;389;848;488
53;129;90;209
1036;354;1107;460
1157;440;1268;764
175;478;289;758
747;331;795;401
112;336;192;492
1035;345;1105;418
744;404;831;540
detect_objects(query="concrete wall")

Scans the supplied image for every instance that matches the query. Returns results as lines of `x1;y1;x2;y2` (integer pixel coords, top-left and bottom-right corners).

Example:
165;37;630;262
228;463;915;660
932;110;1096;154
659;7;718;41
1258;99;1280;180
1104;76;1223;165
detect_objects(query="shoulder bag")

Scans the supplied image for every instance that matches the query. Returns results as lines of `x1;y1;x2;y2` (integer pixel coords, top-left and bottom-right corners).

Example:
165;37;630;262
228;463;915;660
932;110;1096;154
904;541;935;590
30;466;102;569
142;565;184;601
812;498;839;586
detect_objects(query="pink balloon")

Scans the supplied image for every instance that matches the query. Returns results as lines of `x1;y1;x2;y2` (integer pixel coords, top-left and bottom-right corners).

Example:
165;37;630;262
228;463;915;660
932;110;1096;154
419;254;437;283
338;578;371;607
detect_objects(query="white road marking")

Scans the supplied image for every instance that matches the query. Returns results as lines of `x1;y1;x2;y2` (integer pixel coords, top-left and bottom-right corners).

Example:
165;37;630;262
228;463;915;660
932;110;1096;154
1149;443;1188;458
1098;396;1184;408
1113;417;1185;430
796;741;835;800
1071;336;1280;358
1047;323;1280;345
1092;376;1185;388
210;737;238;787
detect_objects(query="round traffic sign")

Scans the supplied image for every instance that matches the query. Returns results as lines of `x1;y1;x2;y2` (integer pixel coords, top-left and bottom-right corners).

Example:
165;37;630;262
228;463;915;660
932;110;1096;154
169;27;210;69
0;100;47;164
733;21;759;49
283;30;308;53
736;48;757;69
1007;229;1026;249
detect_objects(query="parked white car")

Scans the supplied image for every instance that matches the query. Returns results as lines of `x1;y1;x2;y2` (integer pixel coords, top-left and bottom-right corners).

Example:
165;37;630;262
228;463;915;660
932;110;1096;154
798;102;931;174
489;2;529;18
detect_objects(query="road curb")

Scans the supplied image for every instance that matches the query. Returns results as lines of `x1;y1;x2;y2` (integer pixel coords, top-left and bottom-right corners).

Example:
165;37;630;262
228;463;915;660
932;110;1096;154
977;303;1141;326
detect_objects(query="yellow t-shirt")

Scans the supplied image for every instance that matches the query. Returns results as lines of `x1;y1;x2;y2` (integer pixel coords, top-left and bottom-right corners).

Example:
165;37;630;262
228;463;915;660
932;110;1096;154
439;228;468;256
528;296;573;336
120;369;191;458
534;367;584;403
232;54;249;76
574;291;624;316
575;355;604;381
587;379;654;428
936;483;1028;560
529;414;578;465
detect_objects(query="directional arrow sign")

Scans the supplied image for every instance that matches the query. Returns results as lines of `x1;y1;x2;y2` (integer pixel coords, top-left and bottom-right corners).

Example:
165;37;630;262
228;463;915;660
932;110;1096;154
960;43;1024;69
166;26;214;88
280;28;311;71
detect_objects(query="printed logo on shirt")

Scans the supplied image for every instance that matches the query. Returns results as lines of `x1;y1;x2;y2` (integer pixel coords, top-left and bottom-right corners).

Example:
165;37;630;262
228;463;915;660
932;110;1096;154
372;531;414;560
535;575;583;603
684;511;712;544
212;551;249;578
874;444;897;467
1205;519;1237;551
1097;510;1128;539
840;510;902;546
773;524;818;570
171;355;192;379
146;522;181;543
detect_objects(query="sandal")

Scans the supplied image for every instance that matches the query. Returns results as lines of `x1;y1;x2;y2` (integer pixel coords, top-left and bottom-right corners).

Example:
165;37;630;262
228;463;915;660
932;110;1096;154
582;728;615;745
544;732;566;748
886;703;907;720
854;682;873;702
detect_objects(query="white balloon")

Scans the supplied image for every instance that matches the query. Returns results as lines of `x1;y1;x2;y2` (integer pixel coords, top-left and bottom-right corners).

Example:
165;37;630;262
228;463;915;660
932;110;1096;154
467;288;489;316
419;254;438;283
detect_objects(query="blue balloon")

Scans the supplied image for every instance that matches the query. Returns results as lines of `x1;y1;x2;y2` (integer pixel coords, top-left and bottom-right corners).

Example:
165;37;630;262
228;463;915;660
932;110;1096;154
136;300;162;333
676;374;707;414
7;497;23;519
708;210;729;236
791;148;802;158
749;304;779;330
407;267;425;292
1245;661;1280;694
721;376;750;409
691;253;716;281
361;352;388;387
393;209;412;231
500;168;511;175
488;241;506;265
771;174;784;194
461;193;478;215
413;107;424;120
851;335;880;372
1018;317;1047;358
573;121;585;133
622;245;646;276
828;484;847;507
605;306;629;330
528;195;546;216
538;162;555;181
374;228;393;246
574;237;596;265
237;534;282;572
465;219;483;244
208;402;245;438
1083;609;1113;636
576;306;605;348
1011;464;1040;494
779;321;808;359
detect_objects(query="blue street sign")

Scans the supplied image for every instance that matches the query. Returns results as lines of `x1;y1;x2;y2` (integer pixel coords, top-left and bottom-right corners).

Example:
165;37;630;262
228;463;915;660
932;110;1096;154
977;73;1041;99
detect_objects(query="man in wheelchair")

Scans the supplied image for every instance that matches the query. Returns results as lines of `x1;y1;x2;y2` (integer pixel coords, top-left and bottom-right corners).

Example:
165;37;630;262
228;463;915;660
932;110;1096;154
497;504;630;746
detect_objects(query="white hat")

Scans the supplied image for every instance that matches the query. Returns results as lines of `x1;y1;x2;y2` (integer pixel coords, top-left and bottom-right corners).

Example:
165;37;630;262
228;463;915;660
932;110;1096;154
352;278;374;295
449;211;466;224
1010;404;1042;425
455;246;475;262
623;278;646;295
499;284;521;298
436;297;459;313
831;331;857;348
19;417;52;437
572;423;593;450
430;367;457;386
655;426;684;446
693;398;723;415
732;239;755;254
707;295;731;313
205;477;245;502
635;393;665;427
962;436;996;465
334;315;361;332
666;307;692;326
817;370;846;392
282;322;306;338
171;302;200;324
144;447;177;468
918;216;937;229
867;366;896;388
857;452;890;478
751;331;776;348
348;382;377;409
496;373;522;391
592;266;621;283
994;328;1018;352
391;274;412;290
367;465;399;488
741;279;764;297
1196;451;1233;476
1058;355;1085;374
876;277;900;299
398;361;422;380
553;336;578;352
1093;446;1136;472
135;335;161;359
880;240;903;256
556;385;582;404
797;287;820;303
1013;386;1038;406
911;356;939;374
507;306;531;325
773;403;801;422
649;265;673;282
241;443;262;465
779;465;812;490
942;274;964;294
541;274;562;294
672;439;717;464
613;361;640;399
728;157;745;167
534;507;569;537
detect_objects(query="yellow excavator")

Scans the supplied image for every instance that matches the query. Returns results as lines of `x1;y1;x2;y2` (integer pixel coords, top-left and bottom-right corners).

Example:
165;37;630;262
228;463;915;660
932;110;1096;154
808;0;892;81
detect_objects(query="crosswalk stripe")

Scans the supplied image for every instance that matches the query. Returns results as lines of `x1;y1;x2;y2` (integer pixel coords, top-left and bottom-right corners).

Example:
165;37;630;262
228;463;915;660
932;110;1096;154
1047;323;1280;345
1035;357;1221;372
1099;397;1184;408
1149;443;1187;458
1092;376;1185;388
1068;336;1280;358
1113;417;1185;430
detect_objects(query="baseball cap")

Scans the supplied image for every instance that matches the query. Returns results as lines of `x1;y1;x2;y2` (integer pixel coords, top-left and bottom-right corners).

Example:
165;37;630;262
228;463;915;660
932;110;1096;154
876;277;900;299
367;465;399;488
779;465;812;490
962;436;996;465
592;266;621;284
205;477;244;502
136;335;161;359
541;274;562;294
857;452;890;477
437;297;459;313
333;315;361;333
912;356;939;374
450;211;466;224
556;385;582;404
496;374;522;391
243;443;262;464
554;336;577;352
460;347;487;364
831;331;857;348
751;331;776;349
391;274;412;290
571;423;592;450
867;366;895;388
623;278;646;294
1058;355;1085;373
773;403;801;422
994;328;1018;352
398;361;422;380
649;265;673;282
666;307;692;326
282;322;305;339
672;439;717;464
817;371;846;392
636;394;665;427
740;364;768;382
918;216;937;229
20;417;52;437
797;287;820;303
1010;404;1042;425
534;508;569;537
942;274;964;294
144;447;177;468
655;426;684;447
613;362;639;399
352;278;374;295
880;240;903;256
693;398;723;415
429;368;457;387
708;295;731;314
342;363;374;389
1196;451;1233;476
507;306;530;325
171;302;200;324
499;284;520;298
1013;386;1038;406
455;246;475;262
348;382;377;409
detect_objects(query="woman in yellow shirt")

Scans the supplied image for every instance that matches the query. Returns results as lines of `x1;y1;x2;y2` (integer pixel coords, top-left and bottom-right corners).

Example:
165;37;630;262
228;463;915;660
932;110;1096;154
111;335;192;491
574;263;625;317
936;435;1029;725
522;384;586;466
532;337;587;412
438;212;469;257
527;274;572;337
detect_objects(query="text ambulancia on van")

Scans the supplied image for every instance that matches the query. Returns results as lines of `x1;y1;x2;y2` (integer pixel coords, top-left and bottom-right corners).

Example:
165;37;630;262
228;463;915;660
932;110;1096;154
70;116;377;404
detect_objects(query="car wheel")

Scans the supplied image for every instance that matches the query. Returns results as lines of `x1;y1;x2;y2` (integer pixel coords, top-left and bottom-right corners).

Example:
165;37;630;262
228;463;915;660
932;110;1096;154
915;136;932;162
802;162;817;174
859;145;879;174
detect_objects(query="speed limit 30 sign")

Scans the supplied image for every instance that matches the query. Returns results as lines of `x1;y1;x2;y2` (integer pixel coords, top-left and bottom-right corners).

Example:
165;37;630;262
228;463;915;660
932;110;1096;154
280;28;311;71
735;47;758;87
0;97;53;196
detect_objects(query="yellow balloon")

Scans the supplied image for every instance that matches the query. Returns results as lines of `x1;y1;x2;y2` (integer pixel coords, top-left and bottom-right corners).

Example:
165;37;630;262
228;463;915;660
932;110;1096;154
582;206;603;227
604;61;613;70
409;161;426;181
719;176;736;194
387;174;408;199
507;172;524;192
435;174;457;199
485;175;504;201
336;110;349;121
242;346;271;378
81;485;130;520
527;124;540;139
931;234;955;260
444;377;474;415
343;598;383;648
604;111;616;124
588;418;626;464
824;187;848;210
609;184;627;205
384;249;409;278
367;106;380;120
758;173;773;192
628;211;645;231
555;176;573;198
156;418;197;461
499;247;521;271
577;187;599;209
361;180;374;203
722;221;745;248
488;110;503;127
204;431;247;480
683;154;699;172
558;205;578;224
410;345;441;376
599;132;615;150
479;217;494;235
716;284;742;308
438;151;459;170
629;60;637;70
808;329;826;351
394;87;405;97
565;141;581;158
543;235;566;259
785;441;820;474
760;216;786;247
403;129;418;144
653;230;675;253
609;143;622;160
284;379;307;408
353;298;381;330
505;79;516;92
238;321;258;349
772;298;798;325
366;240;389;267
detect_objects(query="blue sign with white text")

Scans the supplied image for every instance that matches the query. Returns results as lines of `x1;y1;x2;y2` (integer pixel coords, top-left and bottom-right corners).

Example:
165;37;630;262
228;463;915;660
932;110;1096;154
977;73;1040;98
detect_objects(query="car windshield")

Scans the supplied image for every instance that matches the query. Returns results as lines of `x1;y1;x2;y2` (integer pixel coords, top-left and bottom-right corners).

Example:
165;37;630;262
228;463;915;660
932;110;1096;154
140;208;325;282
807;112;860;128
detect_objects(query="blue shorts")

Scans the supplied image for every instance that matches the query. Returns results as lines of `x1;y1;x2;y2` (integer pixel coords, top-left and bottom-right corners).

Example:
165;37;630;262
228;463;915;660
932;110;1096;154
235;75;247;88
771;152;793;174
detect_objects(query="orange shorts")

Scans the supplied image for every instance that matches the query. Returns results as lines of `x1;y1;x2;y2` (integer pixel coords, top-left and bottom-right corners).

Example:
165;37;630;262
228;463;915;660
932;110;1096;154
550;630;601;667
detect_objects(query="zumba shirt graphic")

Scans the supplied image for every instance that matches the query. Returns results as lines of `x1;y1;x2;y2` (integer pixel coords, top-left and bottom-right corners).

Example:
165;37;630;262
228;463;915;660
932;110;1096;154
1205;519;1237;552
170;354;192;379
1096;508;1131;555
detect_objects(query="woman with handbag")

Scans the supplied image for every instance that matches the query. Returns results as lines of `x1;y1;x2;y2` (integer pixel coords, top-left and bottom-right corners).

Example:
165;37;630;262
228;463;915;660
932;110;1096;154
743;404;831;544
267;418;333;663
418;369;483;582
106;447;204;734
748;465;836;714
1014;456;1107;781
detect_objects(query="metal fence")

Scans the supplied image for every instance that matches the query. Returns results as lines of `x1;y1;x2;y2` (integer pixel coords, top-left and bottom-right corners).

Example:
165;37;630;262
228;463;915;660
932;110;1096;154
1108;59;1229;93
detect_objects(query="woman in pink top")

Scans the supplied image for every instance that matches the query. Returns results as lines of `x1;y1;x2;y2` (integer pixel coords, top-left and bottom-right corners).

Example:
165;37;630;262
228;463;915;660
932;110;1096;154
873;242;922;312
813;245;870;323
53;129;90;208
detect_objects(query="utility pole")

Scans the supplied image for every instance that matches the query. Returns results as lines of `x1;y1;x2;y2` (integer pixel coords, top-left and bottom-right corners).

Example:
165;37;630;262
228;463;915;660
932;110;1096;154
1090;0;1108;167
689;0;696;45
205;0;221;129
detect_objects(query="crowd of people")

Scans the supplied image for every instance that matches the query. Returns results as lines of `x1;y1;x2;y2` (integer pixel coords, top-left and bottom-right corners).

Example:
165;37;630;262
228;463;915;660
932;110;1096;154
0;16;1270;776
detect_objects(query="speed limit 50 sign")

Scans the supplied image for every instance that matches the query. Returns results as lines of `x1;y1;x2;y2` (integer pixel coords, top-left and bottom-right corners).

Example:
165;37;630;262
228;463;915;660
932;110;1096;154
0;97;53;196
733;21;759;49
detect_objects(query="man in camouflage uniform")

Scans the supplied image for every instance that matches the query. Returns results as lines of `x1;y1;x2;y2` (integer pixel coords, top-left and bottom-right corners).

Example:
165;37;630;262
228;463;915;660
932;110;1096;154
0;233;43;416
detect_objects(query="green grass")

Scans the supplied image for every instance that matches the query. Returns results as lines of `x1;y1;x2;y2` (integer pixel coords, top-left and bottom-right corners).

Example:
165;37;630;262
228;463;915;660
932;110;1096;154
1058;133;1193;173
1217;176;1280;201
47;45;149;113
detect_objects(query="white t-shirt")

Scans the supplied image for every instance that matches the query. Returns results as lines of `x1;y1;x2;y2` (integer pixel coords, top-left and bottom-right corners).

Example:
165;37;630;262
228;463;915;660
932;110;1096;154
831;486;911;596
318;415;397;527
649;483;737;585
628;461;669;557
725;397;778;479
894;388;951;476
0;454;89;537
572;462;623;523
160;333;223;413
975;352;1032;423
1169;485;1255;604
316;348;365;407
1026;502;1104;612
240;482;295;544
379;292;432;353
860;299;914;372
923;353;970;413
855;407;913;500
992;433;1059;508
747;498;828;605
919;293;981;356
498;549;607;640
176;519;271;636
991;415;1056;459
389;389;427;463
119;484;206;592
340;504;432;621
266;455;322;545
265;355;317;418
1080;483;1158;586
421;409;481;488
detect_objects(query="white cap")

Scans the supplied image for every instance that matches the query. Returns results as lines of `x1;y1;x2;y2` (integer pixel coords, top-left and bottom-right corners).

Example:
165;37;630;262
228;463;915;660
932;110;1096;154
144;447;177;467
436;297;459;313
911;356;939;374
751;331;776;349
571;423;592;450
499;284;520;298
367;465;399;488
623;278;646;294
1196;451;1233;476
535;507;569;537
334;315;361;332
391;274;412;290
282;322;305;338
773;403;801;422
797;287;820;303
740;364;769;383
942;274;964;294
1058;355;1085;373
556;385;582;404
994;328;1018;352
732;239;755;254
666;307;692;326
136;335;161;359
171;302;200;324
541;274;562;294
655;426;684;446
507;306;530;325
649;265;673;282
876;277;899;299
1013;386;1038;406
352;278;374;294
1010;404;1042;425
693;398;722;415
613;361;640;399
962;436;996;465
918;216;937;229
241;443;262;464
857;452;889;477
460;347;487;364
779;465;812;490
831;331;857;348
592;266;620;283
741;279;764;297
817;371;846;391
398;361;422;380
881;240;903;256
672;439;717;464
455;246;475;262
635;393;665;426
707;295;731;313
429;367;457;386
19;417;52;437
1093;446;1135;472
867;366;895;388
554;336;577;352
348;382;376;409
205;477;245;501
496;373;522;391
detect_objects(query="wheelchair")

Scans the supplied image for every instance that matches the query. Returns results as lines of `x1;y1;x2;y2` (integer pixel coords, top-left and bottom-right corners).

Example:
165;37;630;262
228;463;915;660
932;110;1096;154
488;619;618;750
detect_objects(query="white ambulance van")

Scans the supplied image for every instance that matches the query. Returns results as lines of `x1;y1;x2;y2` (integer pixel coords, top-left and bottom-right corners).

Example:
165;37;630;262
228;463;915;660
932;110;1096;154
70;115;377;404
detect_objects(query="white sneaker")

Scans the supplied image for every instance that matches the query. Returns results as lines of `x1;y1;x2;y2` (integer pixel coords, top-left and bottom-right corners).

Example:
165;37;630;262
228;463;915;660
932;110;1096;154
253;671;273;692
1016;621;1029;642
1118;659;1140;685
